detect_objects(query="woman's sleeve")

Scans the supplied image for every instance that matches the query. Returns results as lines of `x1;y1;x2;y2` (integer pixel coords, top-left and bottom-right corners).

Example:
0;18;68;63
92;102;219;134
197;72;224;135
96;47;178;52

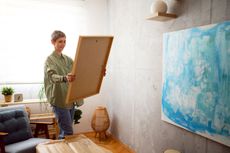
45;58;66;83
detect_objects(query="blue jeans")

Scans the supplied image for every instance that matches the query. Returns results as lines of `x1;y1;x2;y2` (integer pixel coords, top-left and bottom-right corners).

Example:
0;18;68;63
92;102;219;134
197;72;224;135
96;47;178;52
52;105;75;139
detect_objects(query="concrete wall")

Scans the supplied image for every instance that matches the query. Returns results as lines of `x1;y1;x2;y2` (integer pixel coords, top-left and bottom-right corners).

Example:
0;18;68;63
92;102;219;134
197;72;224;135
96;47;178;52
106;0;230;153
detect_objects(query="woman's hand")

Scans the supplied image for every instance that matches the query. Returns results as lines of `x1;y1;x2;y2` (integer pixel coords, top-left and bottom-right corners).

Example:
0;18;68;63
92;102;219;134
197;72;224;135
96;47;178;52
66;73;76;82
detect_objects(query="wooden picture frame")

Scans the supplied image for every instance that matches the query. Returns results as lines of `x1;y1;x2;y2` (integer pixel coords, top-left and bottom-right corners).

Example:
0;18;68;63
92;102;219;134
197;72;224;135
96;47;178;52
65;36;113;104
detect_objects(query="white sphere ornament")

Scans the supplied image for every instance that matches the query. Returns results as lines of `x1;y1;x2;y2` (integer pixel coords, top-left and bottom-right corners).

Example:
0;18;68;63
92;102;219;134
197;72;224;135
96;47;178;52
150;0;168;14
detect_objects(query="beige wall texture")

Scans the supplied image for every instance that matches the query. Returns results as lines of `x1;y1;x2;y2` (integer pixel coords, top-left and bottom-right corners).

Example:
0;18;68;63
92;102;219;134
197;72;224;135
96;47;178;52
105;0;230;153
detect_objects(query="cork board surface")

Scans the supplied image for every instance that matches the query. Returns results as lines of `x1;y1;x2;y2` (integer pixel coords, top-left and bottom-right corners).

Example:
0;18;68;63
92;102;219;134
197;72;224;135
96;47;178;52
66;36;113;104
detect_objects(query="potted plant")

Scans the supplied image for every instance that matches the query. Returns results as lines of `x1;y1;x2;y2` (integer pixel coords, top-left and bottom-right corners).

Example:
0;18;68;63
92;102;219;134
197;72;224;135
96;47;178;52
38;85;50;112
74;108;82;124
74;99;84;124
1;86;14;102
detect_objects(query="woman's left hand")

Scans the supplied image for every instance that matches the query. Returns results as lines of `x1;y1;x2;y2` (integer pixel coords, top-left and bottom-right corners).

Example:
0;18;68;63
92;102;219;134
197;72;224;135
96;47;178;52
66;73;76;82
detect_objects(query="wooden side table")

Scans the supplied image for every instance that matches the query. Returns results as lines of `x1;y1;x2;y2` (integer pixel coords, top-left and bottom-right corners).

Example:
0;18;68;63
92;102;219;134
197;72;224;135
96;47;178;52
30;113;58;139
30;121;54;139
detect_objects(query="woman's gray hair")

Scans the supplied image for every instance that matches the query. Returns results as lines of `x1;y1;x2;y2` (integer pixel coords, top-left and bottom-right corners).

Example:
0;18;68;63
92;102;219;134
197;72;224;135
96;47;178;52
51;30;66;42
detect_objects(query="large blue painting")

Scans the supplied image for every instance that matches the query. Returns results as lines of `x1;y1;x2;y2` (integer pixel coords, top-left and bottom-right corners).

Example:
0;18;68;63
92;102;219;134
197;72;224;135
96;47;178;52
162;21;230;147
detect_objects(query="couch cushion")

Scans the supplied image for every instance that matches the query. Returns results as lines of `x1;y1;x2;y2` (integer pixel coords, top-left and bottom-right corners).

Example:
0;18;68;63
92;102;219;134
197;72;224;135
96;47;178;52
0;108;32;144
5;137;49;153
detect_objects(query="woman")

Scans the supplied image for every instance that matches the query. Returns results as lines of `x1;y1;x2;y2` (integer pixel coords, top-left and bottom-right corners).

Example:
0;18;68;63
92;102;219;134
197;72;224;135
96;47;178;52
44;30;82;139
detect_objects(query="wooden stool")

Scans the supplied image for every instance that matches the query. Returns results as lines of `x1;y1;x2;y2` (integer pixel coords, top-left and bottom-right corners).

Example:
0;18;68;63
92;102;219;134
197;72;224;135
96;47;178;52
30;121;53;139
164;149;181;153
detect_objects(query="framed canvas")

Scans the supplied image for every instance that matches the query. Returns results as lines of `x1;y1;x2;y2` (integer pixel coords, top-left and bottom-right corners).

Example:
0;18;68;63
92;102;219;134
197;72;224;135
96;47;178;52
66;36;113;104
162;21;230;146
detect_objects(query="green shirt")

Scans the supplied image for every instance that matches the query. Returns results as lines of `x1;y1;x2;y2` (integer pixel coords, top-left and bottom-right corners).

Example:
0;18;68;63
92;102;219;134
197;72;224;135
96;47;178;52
44;51;73;109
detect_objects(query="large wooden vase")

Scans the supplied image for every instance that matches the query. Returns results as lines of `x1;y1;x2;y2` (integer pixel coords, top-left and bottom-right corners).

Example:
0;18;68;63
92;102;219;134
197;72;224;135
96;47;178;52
91;106;110;140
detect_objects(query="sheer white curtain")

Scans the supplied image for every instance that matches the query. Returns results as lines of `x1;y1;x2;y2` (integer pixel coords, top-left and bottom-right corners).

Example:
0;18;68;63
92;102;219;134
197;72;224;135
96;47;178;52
0;0;87;83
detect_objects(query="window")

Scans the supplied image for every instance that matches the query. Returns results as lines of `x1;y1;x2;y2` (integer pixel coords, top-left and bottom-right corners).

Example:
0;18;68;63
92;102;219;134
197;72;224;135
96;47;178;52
0;0;87;83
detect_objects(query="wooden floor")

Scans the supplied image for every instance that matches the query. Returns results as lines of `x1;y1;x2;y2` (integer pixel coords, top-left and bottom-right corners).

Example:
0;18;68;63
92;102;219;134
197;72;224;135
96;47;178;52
82;132;135;153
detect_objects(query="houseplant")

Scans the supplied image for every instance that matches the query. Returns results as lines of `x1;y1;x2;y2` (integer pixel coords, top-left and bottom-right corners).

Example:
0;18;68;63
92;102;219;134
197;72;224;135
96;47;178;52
74;99;84;124
38;85;50;112
1;86;14;102
74;108;82;124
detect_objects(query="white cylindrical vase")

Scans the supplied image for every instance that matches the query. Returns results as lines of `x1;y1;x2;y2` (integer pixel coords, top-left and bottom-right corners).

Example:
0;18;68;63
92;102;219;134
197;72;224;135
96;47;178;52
165;0;180;14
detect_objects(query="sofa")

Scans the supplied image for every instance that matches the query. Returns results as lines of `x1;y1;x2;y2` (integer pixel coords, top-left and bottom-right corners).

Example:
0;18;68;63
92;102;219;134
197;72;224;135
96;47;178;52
0;105;49;153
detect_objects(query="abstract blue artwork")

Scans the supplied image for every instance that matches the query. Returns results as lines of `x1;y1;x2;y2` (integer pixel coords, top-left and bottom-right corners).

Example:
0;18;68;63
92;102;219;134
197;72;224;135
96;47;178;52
162;21;230;147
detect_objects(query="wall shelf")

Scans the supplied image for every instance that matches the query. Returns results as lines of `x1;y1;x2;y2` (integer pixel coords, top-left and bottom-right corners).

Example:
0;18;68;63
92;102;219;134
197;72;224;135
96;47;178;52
146;12;177;21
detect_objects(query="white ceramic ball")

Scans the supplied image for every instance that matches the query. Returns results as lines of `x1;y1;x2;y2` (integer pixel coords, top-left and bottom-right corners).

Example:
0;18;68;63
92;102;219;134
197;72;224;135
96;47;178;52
150;0;168;14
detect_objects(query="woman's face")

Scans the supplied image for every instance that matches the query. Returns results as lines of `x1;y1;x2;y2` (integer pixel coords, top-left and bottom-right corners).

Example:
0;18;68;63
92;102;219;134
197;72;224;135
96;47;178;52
52;37;66;53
